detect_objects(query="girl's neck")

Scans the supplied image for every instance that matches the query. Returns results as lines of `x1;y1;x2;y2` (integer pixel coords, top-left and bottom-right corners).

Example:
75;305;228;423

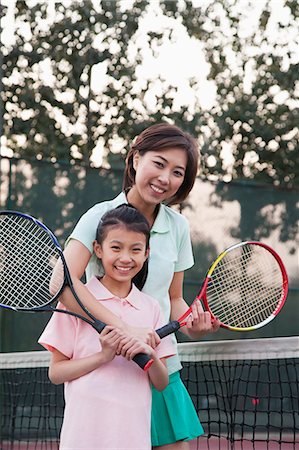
126;188;159;228
99;276;132;299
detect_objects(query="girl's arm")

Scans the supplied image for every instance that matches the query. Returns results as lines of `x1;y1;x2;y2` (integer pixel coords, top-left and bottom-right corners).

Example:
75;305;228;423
59;239;160;347
49;326;123;385
169;272;220;339
49;350;105;385
118;337;169;391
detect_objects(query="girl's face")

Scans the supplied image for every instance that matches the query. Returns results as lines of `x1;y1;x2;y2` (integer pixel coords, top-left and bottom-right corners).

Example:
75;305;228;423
94;225;149;289
131;148;187;206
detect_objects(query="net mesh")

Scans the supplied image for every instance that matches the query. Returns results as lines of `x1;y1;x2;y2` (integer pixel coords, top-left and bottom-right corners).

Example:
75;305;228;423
0;337;298;450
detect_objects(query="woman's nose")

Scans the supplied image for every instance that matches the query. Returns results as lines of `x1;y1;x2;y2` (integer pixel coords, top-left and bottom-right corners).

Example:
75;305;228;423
157;170;170;185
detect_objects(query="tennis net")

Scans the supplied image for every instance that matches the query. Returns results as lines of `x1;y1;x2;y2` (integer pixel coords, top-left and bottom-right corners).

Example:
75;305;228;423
0;336;298;449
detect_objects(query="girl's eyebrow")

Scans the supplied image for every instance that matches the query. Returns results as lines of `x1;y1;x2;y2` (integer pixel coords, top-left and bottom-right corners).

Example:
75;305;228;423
109;239;145;246
154;154;186;171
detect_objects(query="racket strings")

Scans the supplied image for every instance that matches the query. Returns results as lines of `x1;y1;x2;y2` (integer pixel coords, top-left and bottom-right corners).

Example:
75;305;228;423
0;225;60;308
209;263;283;327
1;224;53;305
206;244;285;328
0;215;64;309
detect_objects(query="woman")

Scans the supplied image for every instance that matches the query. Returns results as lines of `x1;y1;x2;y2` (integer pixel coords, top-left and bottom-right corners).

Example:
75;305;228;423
60;123;220;449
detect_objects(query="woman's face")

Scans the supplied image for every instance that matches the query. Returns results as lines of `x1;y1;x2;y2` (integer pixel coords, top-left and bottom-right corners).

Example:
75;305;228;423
132;148;187;206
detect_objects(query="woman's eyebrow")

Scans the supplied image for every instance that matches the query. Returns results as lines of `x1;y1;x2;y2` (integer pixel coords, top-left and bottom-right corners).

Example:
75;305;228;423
154;155;186;171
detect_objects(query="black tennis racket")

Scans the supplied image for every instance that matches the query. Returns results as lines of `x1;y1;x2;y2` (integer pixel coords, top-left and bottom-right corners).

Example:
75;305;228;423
155;241;288;338
0;211;153;370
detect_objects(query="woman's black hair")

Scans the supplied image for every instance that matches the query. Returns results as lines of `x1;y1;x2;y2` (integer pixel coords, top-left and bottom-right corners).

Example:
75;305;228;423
123;122;199;205
95;204;150;290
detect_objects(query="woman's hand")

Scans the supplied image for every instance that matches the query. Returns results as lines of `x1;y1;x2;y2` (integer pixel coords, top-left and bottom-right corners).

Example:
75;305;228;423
184;299;220;339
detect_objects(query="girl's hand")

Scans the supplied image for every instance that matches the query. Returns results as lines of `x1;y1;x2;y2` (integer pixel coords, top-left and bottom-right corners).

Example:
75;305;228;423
99;326;124;363
117;336;155;361
185;299;220;339
123;325;161;348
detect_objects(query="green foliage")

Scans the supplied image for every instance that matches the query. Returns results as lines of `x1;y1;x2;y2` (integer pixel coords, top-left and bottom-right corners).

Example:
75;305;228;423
1;0;298;188
167;0;299;187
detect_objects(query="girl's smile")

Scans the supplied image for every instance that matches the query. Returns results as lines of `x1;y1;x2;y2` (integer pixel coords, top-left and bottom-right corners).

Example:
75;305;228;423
94;226;149;297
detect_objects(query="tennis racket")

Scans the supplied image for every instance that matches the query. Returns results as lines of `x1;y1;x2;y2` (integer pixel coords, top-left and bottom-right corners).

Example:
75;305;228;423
156;241;288;338
0;211;153;370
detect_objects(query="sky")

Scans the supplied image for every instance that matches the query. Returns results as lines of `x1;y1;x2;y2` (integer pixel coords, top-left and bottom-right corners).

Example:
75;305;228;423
0;0;296;166
1;0;292;114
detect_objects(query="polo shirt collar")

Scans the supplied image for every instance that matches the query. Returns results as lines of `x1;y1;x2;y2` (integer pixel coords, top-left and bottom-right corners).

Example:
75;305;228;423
87;276;141;310
151;204;169;233
112;191;128;207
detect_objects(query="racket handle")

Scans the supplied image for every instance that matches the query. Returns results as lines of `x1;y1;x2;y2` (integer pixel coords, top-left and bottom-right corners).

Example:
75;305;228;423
93;319;106;333
156;320;180;339
92;321;153;371
132;353;154;371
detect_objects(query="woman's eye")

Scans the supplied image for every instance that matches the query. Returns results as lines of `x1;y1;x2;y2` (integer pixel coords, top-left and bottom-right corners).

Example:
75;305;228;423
154;160;164;168
174;170;184;177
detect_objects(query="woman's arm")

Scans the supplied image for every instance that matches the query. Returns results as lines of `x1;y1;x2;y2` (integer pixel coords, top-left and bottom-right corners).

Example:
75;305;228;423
60;240;160;347
60;240;124;325
169;271;220;339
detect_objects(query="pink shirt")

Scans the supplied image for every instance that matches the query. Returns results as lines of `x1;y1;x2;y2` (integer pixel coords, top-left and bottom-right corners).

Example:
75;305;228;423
38;277;174;450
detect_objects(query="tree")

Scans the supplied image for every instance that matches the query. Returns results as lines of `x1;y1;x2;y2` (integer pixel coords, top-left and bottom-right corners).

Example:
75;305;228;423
161;0;299;187
1;0;150;165
1;0;299;188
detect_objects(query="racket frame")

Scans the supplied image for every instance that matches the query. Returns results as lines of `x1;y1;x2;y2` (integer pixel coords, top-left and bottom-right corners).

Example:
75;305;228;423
0;210;153;370
156;240;289;337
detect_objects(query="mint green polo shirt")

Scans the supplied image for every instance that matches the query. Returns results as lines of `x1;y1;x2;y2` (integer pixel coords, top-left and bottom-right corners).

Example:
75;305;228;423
67;192;194;374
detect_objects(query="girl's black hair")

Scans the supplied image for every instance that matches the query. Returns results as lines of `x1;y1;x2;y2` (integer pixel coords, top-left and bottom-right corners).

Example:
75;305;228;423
95;204;150;290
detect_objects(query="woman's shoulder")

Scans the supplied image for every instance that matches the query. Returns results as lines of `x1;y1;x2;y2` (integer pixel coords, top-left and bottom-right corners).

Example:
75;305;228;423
132;284;160;307
162;204;189;228
80;193;126;220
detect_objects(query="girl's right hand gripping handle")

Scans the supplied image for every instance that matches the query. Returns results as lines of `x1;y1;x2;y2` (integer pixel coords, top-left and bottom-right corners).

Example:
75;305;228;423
132;320;181;370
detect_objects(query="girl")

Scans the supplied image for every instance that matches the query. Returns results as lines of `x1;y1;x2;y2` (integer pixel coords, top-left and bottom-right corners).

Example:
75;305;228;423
38;205;174;450
60;123;220;449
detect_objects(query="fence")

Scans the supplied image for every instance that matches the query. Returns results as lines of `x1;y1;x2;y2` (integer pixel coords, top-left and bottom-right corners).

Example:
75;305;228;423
0;156;298;351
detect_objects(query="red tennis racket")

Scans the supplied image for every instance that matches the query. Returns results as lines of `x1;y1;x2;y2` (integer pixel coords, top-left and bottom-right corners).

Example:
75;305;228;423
156;241;288;338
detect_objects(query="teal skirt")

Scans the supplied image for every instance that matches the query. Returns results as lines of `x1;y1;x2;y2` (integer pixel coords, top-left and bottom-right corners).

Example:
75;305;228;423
151;371;204;446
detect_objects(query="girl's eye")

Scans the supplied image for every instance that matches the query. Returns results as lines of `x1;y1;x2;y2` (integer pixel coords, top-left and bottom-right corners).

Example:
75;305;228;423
111;246;120;251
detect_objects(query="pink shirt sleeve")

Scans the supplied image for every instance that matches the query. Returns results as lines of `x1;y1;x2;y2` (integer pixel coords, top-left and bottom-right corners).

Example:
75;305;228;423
38;303;77;358
149;298;175;360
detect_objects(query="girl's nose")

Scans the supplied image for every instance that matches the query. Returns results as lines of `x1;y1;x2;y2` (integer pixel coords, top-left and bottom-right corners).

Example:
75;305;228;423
119;251;131;262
